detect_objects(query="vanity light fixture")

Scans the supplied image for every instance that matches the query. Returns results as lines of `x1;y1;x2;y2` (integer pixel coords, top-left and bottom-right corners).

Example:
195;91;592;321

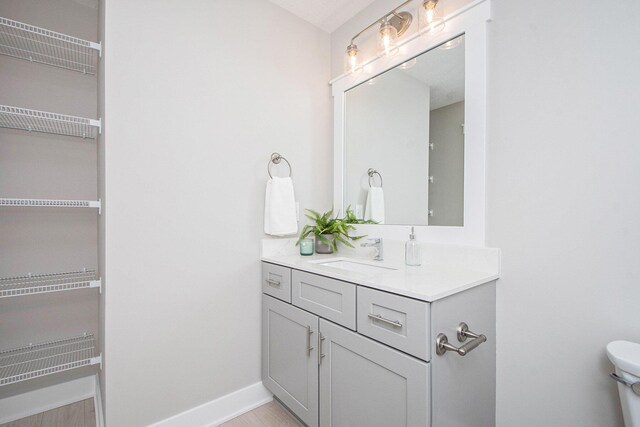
344;0;415;74
420;0;445;34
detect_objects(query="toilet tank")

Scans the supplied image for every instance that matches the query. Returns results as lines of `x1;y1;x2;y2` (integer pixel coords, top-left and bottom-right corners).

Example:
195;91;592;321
607;341;640;427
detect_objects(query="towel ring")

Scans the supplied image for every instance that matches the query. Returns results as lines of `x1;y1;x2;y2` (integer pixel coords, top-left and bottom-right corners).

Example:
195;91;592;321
268;153;292;178
368;168;383;188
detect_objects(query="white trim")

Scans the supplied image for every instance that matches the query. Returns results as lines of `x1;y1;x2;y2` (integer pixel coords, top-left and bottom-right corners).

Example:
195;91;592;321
94;374;105;427
150;382;273;427
0;376;95;424
332;0;491;246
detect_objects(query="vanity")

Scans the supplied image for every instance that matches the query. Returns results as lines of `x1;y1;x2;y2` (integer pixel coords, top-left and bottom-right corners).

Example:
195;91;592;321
261;1;495;425
261;241;499;427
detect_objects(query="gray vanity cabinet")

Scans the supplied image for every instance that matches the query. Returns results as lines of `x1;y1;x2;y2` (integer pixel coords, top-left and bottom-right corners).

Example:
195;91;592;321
262;295;319;427
263;293;429;427
262;262;497;427
319;319;430;427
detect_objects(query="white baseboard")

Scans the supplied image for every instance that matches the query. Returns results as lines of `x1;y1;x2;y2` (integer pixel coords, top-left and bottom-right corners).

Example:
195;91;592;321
151;382;273;427
0;376;96;424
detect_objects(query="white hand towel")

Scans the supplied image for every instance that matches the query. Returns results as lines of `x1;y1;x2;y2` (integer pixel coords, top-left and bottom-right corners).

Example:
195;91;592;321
264;177;298;236
364;187;385;224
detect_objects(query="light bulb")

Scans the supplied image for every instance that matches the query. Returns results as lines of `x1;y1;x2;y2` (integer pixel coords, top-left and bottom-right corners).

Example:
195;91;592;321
420;0;445;34
378;21;398;56
439;36;463;50
426;7;435;23
399;58;417;69
344;43;360;74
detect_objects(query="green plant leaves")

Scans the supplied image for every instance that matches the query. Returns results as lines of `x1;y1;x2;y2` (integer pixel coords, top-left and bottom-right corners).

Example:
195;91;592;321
295;208;369;251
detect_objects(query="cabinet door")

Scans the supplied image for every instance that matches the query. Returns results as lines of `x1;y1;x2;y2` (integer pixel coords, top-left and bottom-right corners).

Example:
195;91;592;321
319;319;430;427
262;295;319;427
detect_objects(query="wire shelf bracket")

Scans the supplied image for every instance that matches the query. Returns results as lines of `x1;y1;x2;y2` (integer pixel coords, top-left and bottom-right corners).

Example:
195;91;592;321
0;105;101;139
0;198;102;214
0;269;101;298
0;17;101;74
0;334;101;387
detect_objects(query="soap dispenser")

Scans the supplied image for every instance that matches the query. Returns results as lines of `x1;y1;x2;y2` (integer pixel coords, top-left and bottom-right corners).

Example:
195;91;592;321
405;226;422;266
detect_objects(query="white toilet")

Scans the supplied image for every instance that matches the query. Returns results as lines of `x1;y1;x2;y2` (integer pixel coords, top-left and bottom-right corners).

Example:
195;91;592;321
607;341;640;427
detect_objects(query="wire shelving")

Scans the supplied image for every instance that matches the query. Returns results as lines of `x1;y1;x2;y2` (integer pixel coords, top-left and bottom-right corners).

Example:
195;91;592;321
0;198;101;212
0;105;101;139
0;334;101;387
0;270;101;298
0;17;101;74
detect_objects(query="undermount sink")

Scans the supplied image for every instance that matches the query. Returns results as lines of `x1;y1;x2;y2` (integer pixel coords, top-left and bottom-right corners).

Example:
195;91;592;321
311;258;398;275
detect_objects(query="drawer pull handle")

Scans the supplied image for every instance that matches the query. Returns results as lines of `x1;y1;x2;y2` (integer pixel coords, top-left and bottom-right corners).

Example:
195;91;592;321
368;313;403;328
265;278;281;287
318;333;326;366
436;322;487;356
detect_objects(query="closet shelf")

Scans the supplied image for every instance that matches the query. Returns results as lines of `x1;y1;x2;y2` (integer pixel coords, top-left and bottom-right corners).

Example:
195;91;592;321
0;17;101;74
0;198;101;212
0;334;101;387
0;270;101;298
0;105;101;139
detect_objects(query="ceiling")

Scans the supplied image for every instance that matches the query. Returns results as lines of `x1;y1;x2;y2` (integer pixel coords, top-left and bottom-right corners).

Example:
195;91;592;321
400;35;465;110
267;0;377;33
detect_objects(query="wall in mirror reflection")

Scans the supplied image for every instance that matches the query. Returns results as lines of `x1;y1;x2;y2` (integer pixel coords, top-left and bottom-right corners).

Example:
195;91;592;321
344;34;465;226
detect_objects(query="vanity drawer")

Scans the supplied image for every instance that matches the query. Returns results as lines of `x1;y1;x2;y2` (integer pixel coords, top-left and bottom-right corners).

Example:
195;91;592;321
357;287;430;361
262;263;291;303
292;270;356;330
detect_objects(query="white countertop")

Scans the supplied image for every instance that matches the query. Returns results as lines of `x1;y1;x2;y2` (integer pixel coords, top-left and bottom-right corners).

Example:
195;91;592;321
261;239;500;302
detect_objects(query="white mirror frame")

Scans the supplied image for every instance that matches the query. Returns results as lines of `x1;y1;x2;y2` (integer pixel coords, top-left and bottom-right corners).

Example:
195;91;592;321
331;0;491;246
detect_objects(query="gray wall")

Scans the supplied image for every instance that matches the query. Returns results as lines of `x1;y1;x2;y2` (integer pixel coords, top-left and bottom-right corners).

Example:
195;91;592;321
0;0;100;395
488;1;640;425
0;0;99;277
345;71;430;225
428;101;464;226
331;0;640;426
102;0;332;425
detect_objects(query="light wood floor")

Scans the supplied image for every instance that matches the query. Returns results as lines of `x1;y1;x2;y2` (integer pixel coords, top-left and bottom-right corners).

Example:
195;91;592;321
0;399;95;427
219;400;302;427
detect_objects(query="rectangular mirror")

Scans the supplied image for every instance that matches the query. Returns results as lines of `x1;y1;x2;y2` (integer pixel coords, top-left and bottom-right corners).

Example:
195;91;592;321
344;34;465;226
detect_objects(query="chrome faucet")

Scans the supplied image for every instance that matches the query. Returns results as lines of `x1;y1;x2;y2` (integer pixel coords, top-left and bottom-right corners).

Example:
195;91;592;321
361;238;384;261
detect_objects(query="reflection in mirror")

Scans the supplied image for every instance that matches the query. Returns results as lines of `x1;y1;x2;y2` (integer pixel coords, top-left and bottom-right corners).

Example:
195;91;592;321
344;34;465;226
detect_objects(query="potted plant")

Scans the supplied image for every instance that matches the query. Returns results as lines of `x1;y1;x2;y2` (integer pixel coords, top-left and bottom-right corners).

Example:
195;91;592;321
343;206;377;225
297;208;374;254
